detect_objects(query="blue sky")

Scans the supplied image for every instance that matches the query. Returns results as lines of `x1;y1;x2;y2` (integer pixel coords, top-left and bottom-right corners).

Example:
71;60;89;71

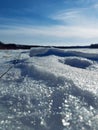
0;0;98;46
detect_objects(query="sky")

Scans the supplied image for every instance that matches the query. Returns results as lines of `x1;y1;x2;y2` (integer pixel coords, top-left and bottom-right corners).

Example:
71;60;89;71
0;0;98;46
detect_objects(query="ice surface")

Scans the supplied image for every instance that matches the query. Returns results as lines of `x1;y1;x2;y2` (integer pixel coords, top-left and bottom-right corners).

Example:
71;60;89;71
0;48;98;130
30;47;98;60
59;57;93;69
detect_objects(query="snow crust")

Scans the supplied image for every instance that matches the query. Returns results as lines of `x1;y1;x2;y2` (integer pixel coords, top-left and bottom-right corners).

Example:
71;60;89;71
59;57;93;69
0;48;98;130
30;47;98;60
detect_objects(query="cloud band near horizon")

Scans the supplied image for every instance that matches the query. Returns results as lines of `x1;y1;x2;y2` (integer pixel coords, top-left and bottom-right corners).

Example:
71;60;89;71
0;0;98;46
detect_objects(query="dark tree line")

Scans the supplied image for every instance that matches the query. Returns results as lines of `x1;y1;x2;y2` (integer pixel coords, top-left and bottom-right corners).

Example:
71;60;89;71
0;41;98;49
90;44;98;48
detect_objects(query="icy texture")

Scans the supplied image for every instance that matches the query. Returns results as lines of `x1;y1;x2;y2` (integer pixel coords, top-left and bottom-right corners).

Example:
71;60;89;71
59;57;93;69
30;47;98;60
0;48;98;130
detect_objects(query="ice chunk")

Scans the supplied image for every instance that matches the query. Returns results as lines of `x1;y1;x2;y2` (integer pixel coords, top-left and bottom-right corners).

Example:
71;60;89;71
29;47;98;61
29;47;49;57
29;47;66;57
59;57;93;69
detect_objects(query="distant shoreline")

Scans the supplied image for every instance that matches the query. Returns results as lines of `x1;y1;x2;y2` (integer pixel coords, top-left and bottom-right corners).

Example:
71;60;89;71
0;41;98;50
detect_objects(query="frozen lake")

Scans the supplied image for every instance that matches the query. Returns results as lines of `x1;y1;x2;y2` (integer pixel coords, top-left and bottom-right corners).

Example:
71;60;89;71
0;48;98;130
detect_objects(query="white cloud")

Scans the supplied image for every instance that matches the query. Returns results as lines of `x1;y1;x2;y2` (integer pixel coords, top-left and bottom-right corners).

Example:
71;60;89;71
50;6;98;28
1;24;98;45
50;9;81;21
1;5;98;45
1;24;98;39
50;8;93;27
92;3;98;9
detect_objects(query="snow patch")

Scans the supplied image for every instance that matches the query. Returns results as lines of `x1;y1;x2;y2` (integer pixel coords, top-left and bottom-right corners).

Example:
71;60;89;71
16;63;65;87
29;47;49;57
29;47;67;57
30;47;98;61
0;49;98;130
59;57;93;69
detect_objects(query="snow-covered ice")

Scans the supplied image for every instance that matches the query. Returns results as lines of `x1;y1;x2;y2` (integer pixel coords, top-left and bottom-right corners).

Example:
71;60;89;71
0;48;98;130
